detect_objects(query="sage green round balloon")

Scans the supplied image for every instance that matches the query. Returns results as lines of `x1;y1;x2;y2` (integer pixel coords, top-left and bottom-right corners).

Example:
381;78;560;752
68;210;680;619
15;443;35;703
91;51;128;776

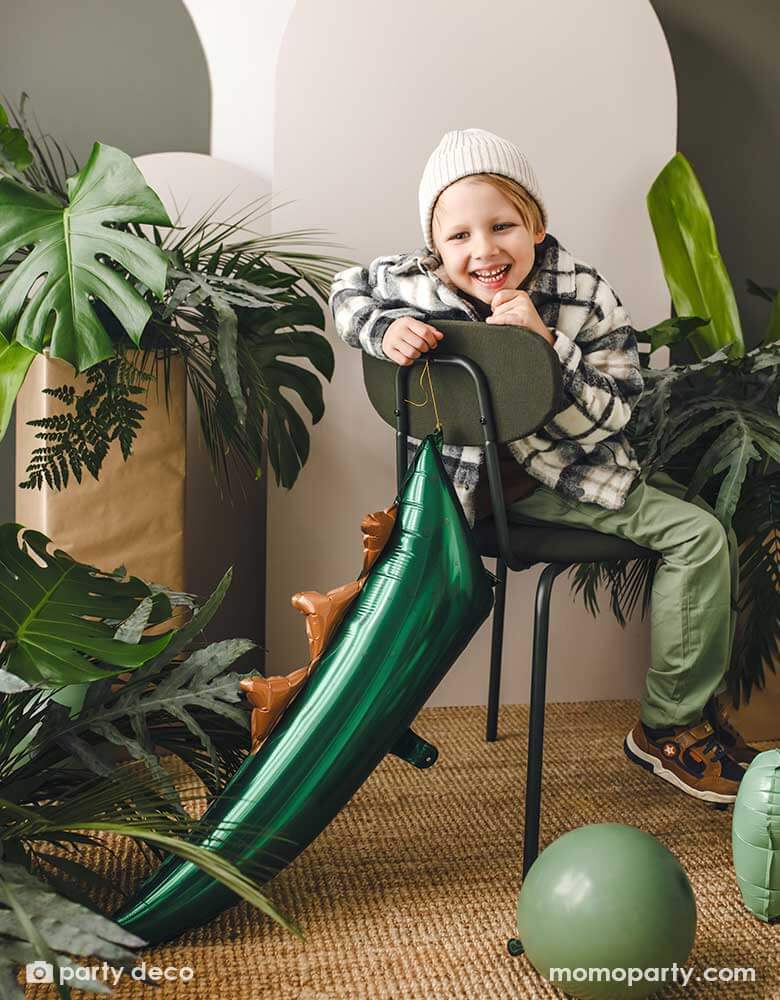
516;824;696;1000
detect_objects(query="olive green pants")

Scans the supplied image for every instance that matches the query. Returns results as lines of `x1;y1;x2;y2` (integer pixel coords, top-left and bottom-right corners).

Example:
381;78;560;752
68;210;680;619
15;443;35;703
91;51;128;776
507;471;738;728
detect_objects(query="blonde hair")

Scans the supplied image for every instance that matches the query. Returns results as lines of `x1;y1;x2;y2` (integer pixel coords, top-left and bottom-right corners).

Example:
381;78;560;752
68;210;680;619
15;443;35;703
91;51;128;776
431;173;545;251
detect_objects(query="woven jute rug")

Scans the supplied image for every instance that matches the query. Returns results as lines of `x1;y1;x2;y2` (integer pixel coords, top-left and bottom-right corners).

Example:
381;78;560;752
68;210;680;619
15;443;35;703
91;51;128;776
26;701;780;1000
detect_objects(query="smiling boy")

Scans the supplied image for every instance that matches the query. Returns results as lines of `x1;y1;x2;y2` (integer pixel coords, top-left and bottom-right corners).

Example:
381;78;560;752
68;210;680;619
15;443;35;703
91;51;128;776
329;128;757;803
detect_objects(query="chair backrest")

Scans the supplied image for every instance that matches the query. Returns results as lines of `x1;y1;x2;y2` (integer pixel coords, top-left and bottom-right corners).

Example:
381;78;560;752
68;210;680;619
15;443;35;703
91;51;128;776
361;320;565;446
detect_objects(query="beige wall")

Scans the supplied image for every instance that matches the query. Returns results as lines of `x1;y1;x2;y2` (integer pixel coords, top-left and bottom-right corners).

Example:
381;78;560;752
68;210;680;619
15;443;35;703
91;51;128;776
266;0;676;708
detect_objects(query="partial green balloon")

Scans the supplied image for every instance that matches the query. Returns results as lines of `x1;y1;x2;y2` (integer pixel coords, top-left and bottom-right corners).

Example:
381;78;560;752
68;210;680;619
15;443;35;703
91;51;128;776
113;432;495;944
516;824;696;1000
732;748;780;921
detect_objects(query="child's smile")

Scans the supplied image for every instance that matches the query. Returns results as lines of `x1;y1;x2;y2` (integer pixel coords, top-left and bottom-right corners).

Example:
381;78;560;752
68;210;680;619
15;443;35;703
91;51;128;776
432;177;545;305
471;262;512;290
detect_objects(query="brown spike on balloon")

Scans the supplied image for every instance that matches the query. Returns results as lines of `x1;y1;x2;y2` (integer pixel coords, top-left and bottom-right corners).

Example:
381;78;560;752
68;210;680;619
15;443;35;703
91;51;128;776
240;670;309;754
241;503;398;755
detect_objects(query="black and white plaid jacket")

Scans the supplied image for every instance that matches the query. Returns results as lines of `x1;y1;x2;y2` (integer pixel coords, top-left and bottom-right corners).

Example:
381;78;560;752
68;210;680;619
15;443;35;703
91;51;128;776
329;234;644;526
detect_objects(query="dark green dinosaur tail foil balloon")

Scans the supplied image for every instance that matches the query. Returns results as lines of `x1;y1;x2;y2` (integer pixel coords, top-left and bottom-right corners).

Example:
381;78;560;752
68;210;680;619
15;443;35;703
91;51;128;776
732;748;780;921
113;433;495;944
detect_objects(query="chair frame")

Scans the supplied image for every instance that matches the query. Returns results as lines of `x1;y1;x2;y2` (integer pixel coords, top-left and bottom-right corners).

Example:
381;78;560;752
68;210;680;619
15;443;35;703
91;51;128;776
393;355;570;877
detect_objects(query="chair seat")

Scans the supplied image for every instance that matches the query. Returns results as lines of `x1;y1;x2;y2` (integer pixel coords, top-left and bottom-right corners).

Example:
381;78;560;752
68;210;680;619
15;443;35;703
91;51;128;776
472;516;657;567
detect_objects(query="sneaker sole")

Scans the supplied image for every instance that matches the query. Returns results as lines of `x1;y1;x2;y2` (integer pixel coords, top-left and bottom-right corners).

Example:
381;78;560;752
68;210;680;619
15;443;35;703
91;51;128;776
624;729;737;805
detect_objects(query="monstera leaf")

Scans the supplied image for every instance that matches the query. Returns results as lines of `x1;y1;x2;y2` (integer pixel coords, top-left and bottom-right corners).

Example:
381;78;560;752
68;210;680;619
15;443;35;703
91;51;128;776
0;524;173;686
0;142;171;372
243;299;334;488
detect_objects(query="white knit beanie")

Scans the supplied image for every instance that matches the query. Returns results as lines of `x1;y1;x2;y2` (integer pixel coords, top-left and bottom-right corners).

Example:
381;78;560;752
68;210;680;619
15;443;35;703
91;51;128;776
418;128;547;251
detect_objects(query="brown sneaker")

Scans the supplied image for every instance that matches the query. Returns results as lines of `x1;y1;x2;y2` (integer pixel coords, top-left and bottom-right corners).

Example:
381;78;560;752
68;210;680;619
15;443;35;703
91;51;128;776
703;696;760;768
624;718;744;804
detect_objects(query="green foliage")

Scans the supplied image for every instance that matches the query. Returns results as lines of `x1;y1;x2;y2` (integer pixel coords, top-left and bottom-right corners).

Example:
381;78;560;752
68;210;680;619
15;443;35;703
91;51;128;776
0;524;173;686
0;143;172;373
47;633;252;813
747;278;780;344
0;332;35;440
0;860;144;998
631;344;780;519
571;341;780;701
0;97;352;489
154;243;337;489
571;152;780;701
635;315;710;358
0;105;32;177
730;472;780;704
647;152;744;358
0;94;74;200
569;556;658;627
0;558;294;997
18;357;151;491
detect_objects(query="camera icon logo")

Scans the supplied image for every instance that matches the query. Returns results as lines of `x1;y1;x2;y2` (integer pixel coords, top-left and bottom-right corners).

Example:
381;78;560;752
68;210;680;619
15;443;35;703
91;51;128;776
26;961;54;984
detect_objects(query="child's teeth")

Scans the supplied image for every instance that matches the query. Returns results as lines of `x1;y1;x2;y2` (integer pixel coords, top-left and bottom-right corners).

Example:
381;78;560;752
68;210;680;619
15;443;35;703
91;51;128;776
475;265;508;279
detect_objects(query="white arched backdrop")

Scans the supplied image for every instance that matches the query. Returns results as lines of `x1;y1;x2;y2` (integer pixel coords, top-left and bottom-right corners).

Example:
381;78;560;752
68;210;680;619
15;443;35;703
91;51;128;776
184;0;677;707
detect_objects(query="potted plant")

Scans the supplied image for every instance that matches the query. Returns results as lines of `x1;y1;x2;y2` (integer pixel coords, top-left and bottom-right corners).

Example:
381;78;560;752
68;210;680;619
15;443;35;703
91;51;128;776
570;153;780;714
0;96;351;495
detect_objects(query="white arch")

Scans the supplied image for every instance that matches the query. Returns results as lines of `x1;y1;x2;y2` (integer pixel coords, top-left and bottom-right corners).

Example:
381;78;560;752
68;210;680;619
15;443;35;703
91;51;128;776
181;0;297;179
267;0;676;709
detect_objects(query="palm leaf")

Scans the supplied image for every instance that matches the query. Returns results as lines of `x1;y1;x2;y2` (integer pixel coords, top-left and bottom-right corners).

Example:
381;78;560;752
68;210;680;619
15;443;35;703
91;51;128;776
569;557;657;627
0;764;297;995
0;525;173;686
729;473;780;703
0;765;297;932
0;93;75;199
0;143;171;371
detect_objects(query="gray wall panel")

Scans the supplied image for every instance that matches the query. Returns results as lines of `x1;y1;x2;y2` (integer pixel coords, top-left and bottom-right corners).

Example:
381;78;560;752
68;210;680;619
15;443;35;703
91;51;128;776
0;0;211;522
0;0;210;164
652;1;780;354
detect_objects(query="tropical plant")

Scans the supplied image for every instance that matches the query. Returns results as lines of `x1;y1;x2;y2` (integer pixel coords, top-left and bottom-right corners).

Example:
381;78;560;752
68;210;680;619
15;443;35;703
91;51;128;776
0;95;353;492
569;153;780;705
0;526;294;998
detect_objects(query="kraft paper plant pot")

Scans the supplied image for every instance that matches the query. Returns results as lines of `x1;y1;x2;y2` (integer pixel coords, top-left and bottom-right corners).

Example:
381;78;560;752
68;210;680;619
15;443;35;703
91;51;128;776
15;354;187;590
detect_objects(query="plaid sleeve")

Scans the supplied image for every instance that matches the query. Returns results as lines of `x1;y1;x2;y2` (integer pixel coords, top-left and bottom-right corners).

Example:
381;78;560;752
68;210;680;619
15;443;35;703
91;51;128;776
329;263;428;361
548;280;644;445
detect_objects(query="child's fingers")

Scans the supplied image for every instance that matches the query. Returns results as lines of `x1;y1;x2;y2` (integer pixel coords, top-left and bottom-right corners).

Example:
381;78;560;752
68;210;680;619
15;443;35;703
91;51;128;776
397;339;423;361
400;331;434;354
387;346;413;366
491;298;523;317
491;289;527;309
407;319;443;347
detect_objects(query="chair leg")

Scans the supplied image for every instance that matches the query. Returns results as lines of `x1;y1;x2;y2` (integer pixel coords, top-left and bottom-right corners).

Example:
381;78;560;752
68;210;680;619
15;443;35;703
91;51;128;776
522;562;570;878
486;556;508;742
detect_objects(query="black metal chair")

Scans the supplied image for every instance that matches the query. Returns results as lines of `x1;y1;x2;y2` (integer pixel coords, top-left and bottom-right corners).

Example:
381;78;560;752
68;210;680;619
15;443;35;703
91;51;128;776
362;320;657;877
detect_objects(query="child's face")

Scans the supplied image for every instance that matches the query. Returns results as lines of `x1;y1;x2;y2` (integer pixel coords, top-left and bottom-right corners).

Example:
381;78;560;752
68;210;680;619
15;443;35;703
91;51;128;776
432;178;545;305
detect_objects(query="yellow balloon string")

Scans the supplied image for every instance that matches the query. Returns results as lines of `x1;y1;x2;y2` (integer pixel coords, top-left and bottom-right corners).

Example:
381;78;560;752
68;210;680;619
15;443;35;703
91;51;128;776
403;359;442;431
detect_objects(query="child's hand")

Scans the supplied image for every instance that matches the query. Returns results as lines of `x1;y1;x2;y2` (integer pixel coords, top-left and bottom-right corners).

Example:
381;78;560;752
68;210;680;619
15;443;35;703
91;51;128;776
382;317;444;366
486;290;555;345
